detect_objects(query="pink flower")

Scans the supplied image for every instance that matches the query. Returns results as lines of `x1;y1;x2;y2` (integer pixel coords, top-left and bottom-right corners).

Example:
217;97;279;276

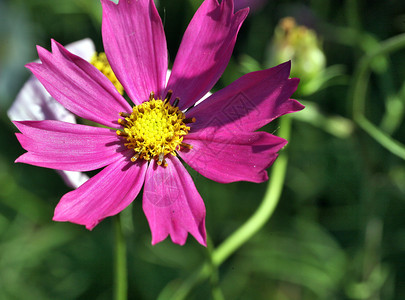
14;0;303;246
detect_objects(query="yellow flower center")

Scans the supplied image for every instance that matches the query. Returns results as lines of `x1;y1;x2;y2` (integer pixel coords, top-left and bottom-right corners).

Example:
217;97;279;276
91;52;124;95
116;92;194;167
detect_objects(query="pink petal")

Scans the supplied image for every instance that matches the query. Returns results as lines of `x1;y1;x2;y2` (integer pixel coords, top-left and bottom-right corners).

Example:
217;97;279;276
8;38;96;123
14;120;124;172
54;157;147;230
9;39;96;189
165;0;249;110
101;0;167;103
181;131;286;183
187;61;304;134
143;157;206;246
26;39;131;128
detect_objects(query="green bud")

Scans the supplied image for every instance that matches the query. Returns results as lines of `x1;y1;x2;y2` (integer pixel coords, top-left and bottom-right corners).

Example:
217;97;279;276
269;17;326;85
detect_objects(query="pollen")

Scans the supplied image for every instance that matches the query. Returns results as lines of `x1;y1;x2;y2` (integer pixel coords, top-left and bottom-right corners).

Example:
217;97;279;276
117;92;194;167
90;52;124;95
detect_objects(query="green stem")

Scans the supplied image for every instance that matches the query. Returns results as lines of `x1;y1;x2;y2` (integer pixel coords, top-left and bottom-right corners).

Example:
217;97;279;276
206;236;225;300
114;214;127;300
213;116;291;266
351;33;405;160
356;115;405;160
160;116;292;300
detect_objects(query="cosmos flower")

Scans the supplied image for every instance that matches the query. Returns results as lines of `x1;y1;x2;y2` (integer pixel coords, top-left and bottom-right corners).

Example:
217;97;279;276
14;0;303;246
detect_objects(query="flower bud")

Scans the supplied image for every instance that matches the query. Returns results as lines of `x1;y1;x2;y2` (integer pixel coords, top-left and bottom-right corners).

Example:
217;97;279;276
269;17;326;85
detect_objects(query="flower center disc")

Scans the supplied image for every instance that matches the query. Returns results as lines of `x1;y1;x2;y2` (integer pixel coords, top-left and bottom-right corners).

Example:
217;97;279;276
117;94;193;167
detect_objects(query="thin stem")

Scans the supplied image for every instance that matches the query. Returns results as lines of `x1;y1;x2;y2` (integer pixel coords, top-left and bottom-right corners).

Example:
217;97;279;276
351;33;405;160
356;115;405;160
352;33;405;117
213;116;291;266
114;214;127;300
160;116;293;300
207;236;225;300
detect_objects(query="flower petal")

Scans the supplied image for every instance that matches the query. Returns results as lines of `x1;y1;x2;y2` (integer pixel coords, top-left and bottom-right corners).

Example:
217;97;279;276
8;39;96;189
53;157;147;230
26;39;131;128
8;38;96;123
165;0;248;110
14;120;124;172
101;0;167;103
181;131;285;183
143;157;206;246
187;61;304;134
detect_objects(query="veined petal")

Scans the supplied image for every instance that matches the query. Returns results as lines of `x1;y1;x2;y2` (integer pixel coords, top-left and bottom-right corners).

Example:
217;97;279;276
165;0;248;110
54;157;147;230
8;38;96;123
101;0;168;103
26;39;131;128
187;62;304;134
9;39;96;189
143;157;206;246
14;120;124;172
181;131;286;183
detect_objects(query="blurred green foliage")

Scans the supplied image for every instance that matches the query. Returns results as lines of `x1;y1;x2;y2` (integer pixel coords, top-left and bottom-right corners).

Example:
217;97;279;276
1;0;405;299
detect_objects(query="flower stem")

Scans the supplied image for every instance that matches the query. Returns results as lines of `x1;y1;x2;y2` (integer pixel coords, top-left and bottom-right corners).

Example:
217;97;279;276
207;236;225;300
159;116;293;300
114;214;127;300
213;116;291;266
351;33;405;160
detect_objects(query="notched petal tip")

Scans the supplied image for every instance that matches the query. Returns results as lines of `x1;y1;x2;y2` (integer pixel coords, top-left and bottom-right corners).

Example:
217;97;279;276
143;158;207;247
275;60;292;79
289;98;306;112
14;153;26;164
25;61;42;71
84;221;99;231
234;4;250;19
52;212;99;231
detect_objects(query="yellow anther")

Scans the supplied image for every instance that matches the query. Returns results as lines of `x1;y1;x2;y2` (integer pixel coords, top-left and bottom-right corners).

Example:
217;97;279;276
117;94;192;167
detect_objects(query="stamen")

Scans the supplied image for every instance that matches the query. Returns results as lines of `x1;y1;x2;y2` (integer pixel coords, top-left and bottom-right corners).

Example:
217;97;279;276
131;153;140;162
119;112;131;118
118;97;193;168
149;92;155;101
173;97;180;107
165;90;173;102
157;153;165;165
183;117;196;124
116;130;128;137
180;142;193;149
118;119;128;126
